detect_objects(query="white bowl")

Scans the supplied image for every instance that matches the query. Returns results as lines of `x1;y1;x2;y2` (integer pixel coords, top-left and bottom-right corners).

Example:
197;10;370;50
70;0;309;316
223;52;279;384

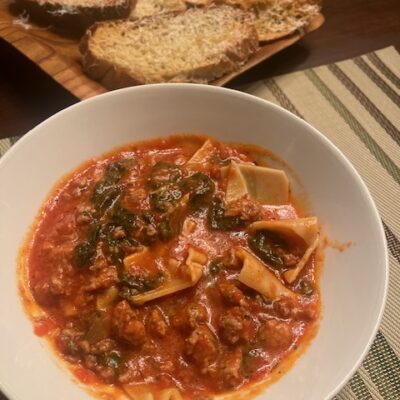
0;84;388;400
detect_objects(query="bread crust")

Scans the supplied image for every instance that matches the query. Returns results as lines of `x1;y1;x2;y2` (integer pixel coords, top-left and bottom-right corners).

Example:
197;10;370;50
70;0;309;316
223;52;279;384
80;22;144;88
14;0;132;35
79;9;259;87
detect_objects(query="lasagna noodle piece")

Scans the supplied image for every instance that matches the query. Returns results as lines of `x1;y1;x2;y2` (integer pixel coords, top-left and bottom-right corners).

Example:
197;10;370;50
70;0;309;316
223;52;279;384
225;161;289;205
129;278;198;305
236;247;297;300
182;218;197;236
186;139;218;165
249;217;319;283
123;247;149;269
128;246;206;304
158;388;184;400
185;246;208;282
125;392;153;400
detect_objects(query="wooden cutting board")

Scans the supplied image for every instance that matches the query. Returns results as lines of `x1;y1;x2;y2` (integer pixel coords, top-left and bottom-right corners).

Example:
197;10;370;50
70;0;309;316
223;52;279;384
0;2;324;100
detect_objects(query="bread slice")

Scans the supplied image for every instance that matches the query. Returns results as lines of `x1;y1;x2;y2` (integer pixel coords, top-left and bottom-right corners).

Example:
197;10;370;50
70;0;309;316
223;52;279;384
250;0;321;42
13;0;132;34
130;0;186;19
185;0;213;5
80;5;259;87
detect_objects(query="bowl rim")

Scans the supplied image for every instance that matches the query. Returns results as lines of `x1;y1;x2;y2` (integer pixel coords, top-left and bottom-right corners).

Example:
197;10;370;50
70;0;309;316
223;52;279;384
0;83;389;400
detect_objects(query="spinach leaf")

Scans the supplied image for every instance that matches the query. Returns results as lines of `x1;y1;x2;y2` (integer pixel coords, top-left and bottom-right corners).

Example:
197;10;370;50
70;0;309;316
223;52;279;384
150;187;182;212
247;231;287;270
104;162;126;183
92;183;121;214
103;351;121;370
129;212;157;246
86;222;101;244
180;172;215;209
91;161;127;212
208;260;222;275
110;238;136;265
158;208;183;241
148;161;183;189
102;224;138;265
140;211;155;224
120;273;165;297
109;204;136;233
158;217;174;241
75;161;132;268
73;222;101;268
208;197;245;231
74;241;96;268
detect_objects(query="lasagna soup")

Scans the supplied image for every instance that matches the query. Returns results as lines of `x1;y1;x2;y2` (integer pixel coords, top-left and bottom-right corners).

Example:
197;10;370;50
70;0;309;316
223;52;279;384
21;135;321;400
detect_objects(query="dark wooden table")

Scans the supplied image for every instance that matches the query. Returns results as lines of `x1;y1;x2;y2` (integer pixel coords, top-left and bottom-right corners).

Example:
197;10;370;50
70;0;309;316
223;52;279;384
1;0;399;140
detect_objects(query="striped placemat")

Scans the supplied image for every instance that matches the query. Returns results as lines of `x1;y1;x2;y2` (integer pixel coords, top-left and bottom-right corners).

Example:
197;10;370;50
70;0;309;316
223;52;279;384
1;46;399;400
243;46;400;400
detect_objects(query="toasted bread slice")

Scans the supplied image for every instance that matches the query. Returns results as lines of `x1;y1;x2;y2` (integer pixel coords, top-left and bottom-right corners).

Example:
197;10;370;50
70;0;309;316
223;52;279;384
251;0;321;42
14;0;132;33
219;0;254;9
80;5;259;87
185;0;213;5
130;0;186;19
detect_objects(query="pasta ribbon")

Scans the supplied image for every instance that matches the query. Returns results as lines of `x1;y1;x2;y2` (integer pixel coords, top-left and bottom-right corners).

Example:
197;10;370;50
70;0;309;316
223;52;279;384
185;246;207;282
123;247;149;269
122;385;154;400
158;388;183;400
236;248;297;300
129;278;197;305
182;218;197;236
225;161;289;205
129;246;206;305
186;139;218;165
249;217;319;283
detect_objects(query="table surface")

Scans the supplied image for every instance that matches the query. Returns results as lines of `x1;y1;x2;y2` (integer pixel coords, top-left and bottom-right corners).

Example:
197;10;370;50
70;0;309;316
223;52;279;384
0;0;399;140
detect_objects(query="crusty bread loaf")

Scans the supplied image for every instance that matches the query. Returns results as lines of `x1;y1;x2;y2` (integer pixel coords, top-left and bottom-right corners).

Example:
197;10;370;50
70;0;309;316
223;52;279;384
130;0;186;19
80;5;259;87
13;0;132;34
251;0;321;42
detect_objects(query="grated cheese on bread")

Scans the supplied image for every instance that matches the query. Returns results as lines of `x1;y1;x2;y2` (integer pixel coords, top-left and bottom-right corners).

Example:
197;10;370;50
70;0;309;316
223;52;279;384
130;0;186;19
80;5;259;87
251;0;321;42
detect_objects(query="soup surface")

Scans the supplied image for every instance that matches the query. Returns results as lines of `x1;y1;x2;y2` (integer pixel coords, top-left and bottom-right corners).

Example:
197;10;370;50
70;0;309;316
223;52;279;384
22;135;321;400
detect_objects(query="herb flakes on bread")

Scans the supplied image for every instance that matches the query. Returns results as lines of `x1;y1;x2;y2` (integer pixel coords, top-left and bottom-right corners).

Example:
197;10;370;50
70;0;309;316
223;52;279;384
80;5;259;87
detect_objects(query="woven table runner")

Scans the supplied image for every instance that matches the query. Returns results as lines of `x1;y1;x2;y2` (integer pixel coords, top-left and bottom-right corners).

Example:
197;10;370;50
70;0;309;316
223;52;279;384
1;46;399;400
